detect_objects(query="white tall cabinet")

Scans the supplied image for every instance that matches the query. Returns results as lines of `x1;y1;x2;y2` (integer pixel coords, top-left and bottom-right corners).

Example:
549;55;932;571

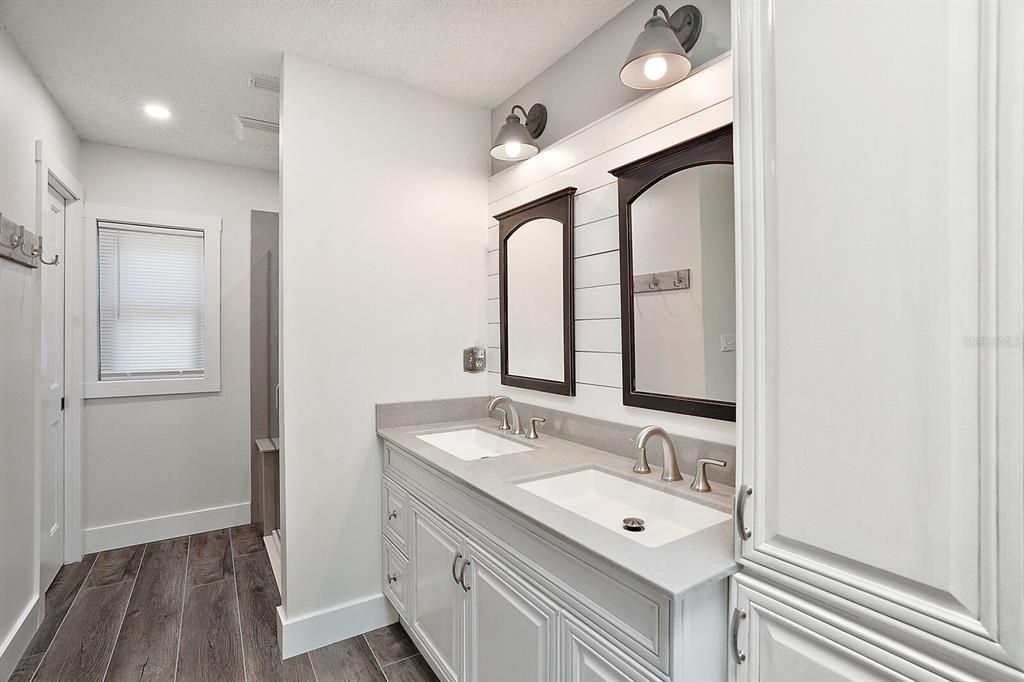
731;0;1024;680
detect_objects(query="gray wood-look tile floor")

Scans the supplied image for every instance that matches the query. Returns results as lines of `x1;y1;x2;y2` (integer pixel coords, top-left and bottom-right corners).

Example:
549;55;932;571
11;525;437;682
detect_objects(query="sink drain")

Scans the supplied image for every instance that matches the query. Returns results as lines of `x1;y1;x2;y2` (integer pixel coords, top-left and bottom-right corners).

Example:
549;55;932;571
622;517;646;532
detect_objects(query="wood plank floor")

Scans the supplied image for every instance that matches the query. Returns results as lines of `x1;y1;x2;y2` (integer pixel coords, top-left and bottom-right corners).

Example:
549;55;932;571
13;525;437;682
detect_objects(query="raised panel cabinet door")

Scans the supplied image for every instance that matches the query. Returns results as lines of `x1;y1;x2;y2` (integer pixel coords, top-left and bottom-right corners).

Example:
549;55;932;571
734;0;1024;669
730;576;948;682
463;541;557;682
561;613;660;682
410;500;464;682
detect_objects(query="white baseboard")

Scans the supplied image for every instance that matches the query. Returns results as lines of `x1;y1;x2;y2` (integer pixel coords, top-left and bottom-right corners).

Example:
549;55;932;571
83;502;250;553
276;594;397;658
0;596;41;682
264;531;282;593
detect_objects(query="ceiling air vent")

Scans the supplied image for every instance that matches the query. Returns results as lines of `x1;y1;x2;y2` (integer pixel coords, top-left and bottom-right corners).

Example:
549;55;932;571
247;71;280;93
235;116;279;146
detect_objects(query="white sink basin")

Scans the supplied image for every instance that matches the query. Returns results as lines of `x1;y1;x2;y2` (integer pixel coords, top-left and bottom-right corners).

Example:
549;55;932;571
518;468;729;548
417;428;533;461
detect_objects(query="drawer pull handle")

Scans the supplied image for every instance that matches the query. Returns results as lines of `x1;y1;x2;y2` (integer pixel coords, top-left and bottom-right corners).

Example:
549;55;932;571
735;485;753;541
387;510;399;520
387;573;399;585
458;559;471;592
451;552;463;585
730;608;747;664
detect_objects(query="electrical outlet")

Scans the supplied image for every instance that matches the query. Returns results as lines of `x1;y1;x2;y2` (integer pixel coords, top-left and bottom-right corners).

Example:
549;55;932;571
463;346;486;373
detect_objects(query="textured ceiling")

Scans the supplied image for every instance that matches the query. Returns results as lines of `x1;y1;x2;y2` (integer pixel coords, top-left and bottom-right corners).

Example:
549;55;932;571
0;0;631;170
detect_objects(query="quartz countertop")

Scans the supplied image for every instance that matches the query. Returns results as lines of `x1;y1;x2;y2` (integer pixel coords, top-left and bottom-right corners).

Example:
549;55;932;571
377;418;739;598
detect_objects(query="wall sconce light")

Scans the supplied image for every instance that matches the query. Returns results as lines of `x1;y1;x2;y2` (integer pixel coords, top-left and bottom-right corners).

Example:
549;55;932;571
490;104;547;161
620;4;702;90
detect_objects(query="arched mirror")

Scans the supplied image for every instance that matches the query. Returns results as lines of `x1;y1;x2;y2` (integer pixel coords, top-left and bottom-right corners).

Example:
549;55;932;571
611;125;735;420
496;187;576;395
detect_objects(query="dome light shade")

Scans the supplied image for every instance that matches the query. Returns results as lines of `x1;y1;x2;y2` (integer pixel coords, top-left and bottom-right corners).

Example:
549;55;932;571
490;104;547;162
620;5;702;90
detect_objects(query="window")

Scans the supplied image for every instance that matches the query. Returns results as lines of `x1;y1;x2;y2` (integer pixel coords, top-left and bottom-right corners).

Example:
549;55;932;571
84;205;221;398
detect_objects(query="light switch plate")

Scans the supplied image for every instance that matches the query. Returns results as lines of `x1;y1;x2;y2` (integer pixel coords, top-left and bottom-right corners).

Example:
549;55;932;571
463;346;486;373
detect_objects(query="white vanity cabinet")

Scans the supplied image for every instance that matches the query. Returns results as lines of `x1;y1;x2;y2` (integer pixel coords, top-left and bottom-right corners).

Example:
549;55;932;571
463;541;559;682
729;575;948;682
379;441;725;682
732;0;1023;679
409;499;464;682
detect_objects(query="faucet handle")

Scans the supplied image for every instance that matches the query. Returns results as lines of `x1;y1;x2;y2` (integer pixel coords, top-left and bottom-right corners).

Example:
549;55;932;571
690;458;727;492
493;407;511;430
525;417;545;440
633;446;652;474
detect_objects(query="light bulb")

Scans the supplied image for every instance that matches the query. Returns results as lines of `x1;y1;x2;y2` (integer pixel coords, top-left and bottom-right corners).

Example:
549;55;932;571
503;141;522;158
643;55;668;81
144;103;172;120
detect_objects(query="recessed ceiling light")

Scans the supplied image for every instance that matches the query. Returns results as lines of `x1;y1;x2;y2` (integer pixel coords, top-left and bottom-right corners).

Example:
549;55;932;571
143;103;172;120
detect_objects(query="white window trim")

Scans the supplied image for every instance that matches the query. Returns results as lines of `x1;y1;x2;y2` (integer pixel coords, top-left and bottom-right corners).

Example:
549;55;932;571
83;203;221;399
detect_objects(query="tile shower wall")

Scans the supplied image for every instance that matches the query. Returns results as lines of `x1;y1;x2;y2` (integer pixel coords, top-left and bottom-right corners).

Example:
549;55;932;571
485;56;735;446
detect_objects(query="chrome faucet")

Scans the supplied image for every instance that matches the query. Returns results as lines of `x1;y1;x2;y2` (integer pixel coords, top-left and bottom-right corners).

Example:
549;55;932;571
487;396;524;435
633;425;683;482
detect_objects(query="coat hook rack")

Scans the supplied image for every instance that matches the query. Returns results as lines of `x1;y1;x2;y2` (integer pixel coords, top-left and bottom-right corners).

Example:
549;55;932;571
0;213;41;269
633;268;691;294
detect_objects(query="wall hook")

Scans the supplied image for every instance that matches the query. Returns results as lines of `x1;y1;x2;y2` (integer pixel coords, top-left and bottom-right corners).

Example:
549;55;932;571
37;236;59;266
1;220;25;250
21;232;41;258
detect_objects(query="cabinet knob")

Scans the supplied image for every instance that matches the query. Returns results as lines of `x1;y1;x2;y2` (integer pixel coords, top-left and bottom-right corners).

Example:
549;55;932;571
387;510;398;520
387;573;399;585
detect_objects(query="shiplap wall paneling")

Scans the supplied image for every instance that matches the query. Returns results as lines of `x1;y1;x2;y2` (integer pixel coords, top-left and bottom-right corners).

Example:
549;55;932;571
485;56;735;445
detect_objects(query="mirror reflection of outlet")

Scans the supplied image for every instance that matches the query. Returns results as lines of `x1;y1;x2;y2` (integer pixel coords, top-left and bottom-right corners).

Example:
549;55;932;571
720;334;736;353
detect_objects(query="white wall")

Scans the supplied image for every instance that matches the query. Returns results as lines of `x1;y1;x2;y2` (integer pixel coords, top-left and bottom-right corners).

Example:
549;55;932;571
79;142;278;549
278;54;489;651
0;27;80;678
486;56;736;446
490;0;731;173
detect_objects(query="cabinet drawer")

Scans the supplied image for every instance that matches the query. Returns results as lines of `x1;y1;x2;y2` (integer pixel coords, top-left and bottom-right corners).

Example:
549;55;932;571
383;536;409;618
383;476;408;552
561;612;663;682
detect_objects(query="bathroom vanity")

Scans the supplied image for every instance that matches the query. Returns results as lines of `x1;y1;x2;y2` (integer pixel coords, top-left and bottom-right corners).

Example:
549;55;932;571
377;418;737;682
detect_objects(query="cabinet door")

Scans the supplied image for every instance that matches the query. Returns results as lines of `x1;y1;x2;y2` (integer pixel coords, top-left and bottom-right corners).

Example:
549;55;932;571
561;614;661;682
463;542;557;682
410;500;463;682
730;577;946;682
734;0;1024;668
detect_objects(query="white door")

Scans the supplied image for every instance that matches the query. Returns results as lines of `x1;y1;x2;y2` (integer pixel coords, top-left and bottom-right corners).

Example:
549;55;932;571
463;541;557;682
410;500;463;682
40;184;66;590
729;576;947;682
734;0;1023;670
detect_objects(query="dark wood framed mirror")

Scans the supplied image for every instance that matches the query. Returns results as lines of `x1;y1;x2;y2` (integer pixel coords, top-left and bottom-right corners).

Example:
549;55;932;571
610;125;735;420
495;187;577;396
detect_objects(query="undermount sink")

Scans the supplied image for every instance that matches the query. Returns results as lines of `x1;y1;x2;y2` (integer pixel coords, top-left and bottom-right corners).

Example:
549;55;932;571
518;468;729;548
417;428;533;461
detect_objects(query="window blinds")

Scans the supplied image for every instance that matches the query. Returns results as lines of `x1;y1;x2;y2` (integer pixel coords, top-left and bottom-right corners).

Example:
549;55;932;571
97;221;206;380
